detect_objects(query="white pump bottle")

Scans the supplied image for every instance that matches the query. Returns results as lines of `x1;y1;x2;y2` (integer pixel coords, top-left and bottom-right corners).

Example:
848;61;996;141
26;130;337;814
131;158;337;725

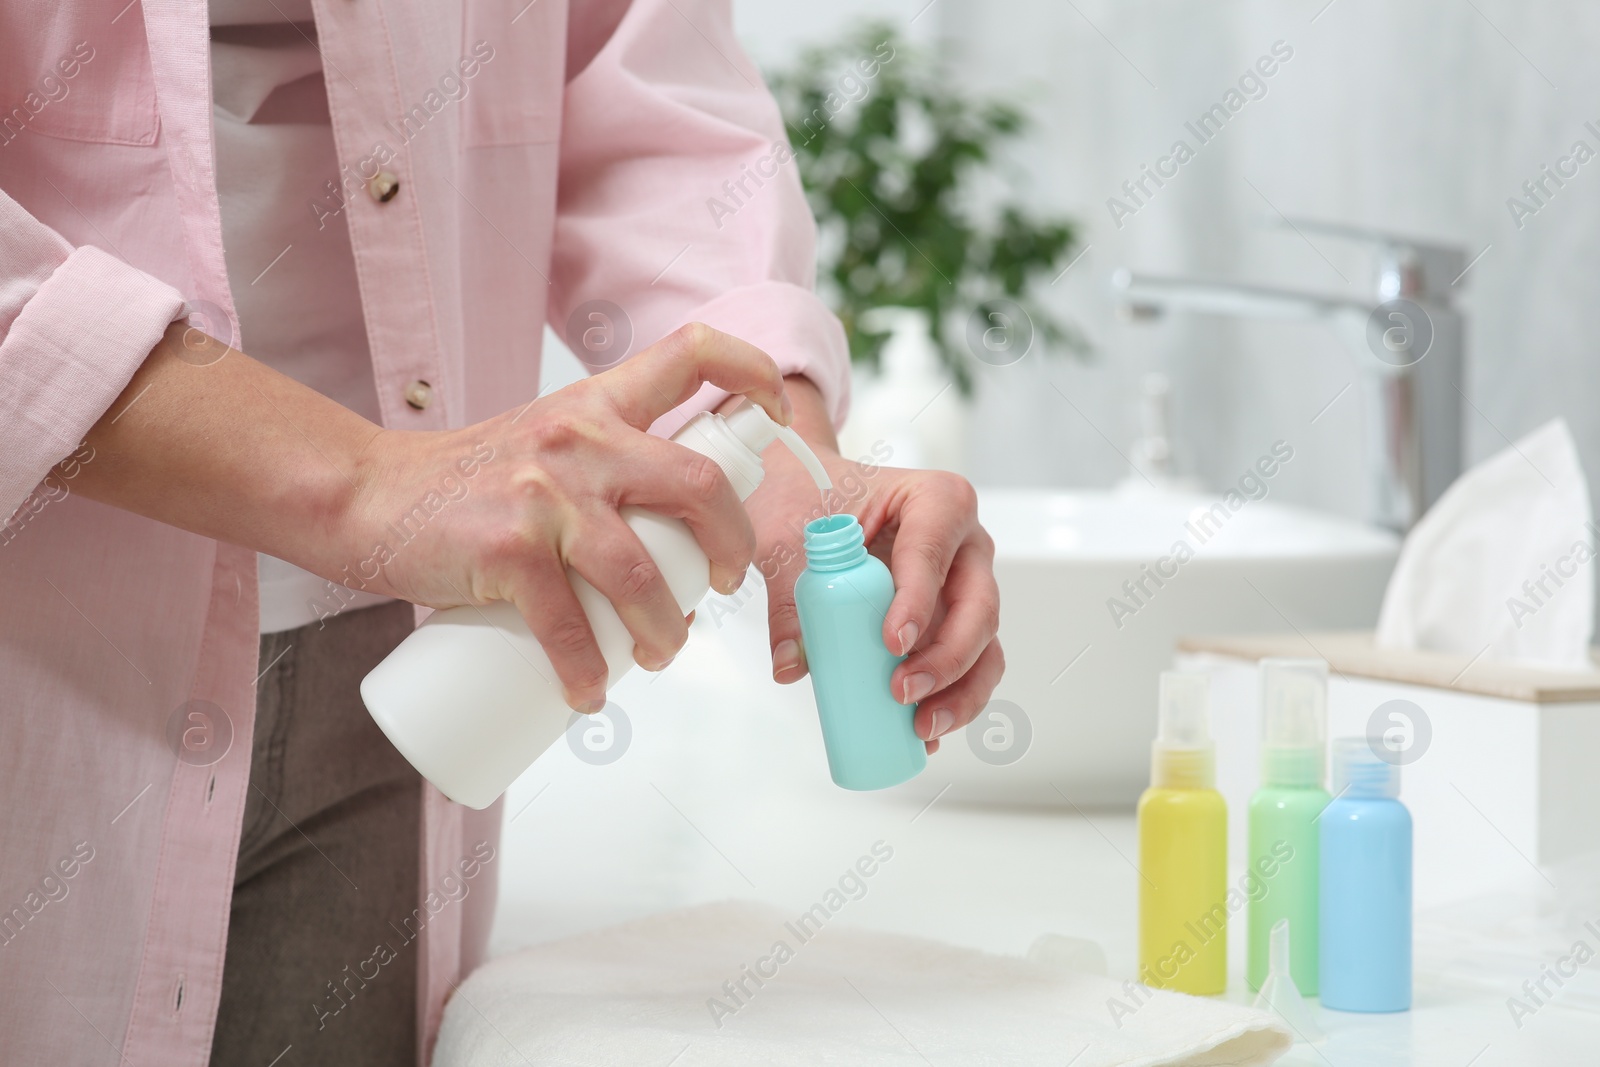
360;402;830;809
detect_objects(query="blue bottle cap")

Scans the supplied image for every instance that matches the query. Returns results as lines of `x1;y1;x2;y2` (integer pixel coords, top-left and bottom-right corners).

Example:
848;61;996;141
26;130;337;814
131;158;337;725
1331;737;1400;798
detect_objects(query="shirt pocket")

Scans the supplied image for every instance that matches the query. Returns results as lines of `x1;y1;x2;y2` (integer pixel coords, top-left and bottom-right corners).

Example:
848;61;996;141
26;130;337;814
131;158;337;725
459;0;567;147
0;2;160;147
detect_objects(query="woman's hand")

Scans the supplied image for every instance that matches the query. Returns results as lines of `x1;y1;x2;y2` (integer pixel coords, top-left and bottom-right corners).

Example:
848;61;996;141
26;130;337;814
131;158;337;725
346;323;791;712
743;381;1004;754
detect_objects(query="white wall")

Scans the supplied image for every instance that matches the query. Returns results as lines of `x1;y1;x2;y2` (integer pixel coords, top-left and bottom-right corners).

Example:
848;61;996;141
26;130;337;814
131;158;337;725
731;0;939;65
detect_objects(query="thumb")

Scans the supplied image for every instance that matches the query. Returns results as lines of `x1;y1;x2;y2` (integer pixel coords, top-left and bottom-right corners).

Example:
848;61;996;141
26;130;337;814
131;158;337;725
762;546;809;684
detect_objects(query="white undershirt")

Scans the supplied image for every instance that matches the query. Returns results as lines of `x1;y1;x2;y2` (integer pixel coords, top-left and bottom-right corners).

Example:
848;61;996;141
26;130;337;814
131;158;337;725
210;0;393;632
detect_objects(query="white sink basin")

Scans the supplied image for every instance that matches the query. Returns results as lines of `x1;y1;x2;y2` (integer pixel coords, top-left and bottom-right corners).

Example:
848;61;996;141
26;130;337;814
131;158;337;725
925;486;1400;806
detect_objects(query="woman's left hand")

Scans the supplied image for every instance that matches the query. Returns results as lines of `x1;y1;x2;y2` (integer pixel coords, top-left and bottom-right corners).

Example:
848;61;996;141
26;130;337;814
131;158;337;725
743;394;1004;754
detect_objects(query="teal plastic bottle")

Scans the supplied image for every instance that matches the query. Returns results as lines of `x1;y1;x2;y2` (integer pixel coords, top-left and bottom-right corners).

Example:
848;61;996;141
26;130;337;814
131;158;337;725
1247;659;1331;994
795;514;926;790
1319;738;1412;1012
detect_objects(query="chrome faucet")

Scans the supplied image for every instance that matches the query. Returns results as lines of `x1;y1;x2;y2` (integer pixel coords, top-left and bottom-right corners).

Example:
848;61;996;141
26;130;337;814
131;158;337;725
1111;219;1468;531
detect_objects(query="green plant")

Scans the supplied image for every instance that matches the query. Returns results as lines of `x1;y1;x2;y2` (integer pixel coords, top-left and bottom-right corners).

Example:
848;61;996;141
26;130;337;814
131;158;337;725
768;23;1086;394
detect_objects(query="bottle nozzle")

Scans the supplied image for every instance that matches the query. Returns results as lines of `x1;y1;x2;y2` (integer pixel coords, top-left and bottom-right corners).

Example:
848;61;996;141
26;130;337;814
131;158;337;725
1157;671;1210;747
724;401;832;494
1260;658;1328;788
674;401;834;501
1152;670;1214;788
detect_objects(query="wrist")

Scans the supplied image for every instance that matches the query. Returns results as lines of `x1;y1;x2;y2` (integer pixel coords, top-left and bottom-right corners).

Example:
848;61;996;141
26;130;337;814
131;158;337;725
312;424;399;589
779;373;839;454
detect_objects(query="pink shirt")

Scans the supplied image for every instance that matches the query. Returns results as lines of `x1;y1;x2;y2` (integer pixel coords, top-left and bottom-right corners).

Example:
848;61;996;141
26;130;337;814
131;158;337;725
210;0;400;629
0;2;848;1063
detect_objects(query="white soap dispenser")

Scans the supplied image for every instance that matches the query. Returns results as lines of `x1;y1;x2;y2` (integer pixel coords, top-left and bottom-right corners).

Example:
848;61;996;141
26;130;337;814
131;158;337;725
361;402;830;809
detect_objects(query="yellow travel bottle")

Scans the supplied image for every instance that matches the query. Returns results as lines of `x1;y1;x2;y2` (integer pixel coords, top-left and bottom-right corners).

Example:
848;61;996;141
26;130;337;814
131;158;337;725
1137;670;1227;995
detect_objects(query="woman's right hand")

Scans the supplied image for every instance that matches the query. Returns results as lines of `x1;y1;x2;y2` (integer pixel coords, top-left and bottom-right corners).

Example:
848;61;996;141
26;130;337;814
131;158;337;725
344;323;792;712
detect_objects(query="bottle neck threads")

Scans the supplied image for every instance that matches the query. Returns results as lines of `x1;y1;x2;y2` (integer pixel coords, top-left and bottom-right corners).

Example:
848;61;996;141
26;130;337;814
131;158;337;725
1330;738;1401;798
1261;746;1324;789
1152;747;1214;789
803;514;867;571
1337;758;1400;798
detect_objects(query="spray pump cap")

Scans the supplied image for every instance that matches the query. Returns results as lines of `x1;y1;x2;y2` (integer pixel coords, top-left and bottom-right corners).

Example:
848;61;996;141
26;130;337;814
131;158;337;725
1152;670;1214;789
672;400;831;500
1260;658;1328;787
1331;737;1401;799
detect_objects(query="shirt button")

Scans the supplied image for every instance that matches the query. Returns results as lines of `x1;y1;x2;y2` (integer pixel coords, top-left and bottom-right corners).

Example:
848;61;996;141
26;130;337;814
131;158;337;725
368;171;401;203
404;380;433;410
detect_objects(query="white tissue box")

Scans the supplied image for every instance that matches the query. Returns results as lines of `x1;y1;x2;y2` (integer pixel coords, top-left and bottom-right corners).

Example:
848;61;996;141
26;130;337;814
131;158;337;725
1176;632;1600;910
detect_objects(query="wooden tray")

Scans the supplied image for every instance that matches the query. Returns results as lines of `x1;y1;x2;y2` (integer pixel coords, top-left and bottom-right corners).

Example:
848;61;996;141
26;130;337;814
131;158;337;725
1176;630;1600;704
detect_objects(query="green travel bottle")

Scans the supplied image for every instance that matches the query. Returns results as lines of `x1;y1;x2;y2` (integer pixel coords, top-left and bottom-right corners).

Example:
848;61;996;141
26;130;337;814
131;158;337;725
1247;658;1331;994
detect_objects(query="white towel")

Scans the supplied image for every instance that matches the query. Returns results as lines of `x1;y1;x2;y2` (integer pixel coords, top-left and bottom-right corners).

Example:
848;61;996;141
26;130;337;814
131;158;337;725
432;901;1291;1067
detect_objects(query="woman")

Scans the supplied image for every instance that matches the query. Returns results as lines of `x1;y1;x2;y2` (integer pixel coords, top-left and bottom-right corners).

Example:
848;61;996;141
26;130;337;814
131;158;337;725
0;1;1003;1063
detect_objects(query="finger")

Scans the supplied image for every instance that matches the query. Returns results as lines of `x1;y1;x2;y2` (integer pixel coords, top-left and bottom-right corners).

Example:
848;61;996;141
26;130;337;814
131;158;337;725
757;538;809;683
620;435;755;596
601;322;791;430
566;513;688;671
913;639;1005;744
893;538;999;705
881;474;980;659
508;557;610;712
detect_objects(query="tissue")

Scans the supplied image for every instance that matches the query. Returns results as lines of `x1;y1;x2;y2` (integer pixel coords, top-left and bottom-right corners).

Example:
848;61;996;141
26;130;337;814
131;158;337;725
1376;418;1595;671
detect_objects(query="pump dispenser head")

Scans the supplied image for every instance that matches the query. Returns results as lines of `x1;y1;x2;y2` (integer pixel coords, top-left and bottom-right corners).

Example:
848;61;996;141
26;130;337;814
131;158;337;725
675;400;832;500
1260;658;1328;787
1152;671;1214;788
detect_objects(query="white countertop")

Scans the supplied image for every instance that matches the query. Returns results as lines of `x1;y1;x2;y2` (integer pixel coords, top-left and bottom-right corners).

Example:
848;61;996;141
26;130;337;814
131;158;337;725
490;581;1598;1067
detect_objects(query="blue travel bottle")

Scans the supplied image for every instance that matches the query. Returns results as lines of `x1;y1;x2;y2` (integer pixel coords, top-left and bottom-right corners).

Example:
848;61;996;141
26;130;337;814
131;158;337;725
1318;738;1412;1012
795;514;926;790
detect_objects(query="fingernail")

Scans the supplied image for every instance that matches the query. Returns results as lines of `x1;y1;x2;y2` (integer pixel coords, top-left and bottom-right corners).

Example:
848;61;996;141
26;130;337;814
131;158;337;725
779;391;795;425
577;698;606;714
902;671;935;705
930;708;953;739
896;622;919;656
772;639;802;680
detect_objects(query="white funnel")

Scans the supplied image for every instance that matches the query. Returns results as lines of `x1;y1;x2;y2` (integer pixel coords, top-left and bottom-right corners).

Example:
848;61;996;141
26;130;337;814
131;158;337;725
1251;919;1324;1045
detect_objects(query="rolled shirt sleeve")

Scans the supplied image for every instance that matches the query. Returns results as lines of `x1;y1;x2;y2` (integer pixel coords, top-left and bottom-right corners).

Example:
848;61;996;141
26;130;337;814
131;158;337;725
552;0;851;437
0;187;186;519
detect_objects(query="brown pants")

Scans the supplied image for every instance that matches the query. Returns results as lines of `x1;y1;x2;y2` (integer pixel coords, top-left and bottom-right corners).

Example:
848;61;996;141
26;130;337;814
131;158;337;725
210;601;421;1067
